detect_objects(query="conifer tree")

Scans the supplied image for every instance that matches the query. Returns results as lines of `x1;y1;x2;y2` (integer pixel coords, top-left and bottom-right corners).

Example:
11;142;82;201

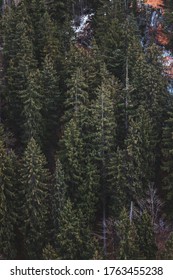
20;70;43;144
25;0;59;65
20;137;50;259
108;148;131;218
60;117;98;223
64;43;103;100
48;158;66;245
160;233;173;260
126;106;157;195
161;110;173;214
132;54;168;124
2;1;36;139
41;55;60;150
89;66;117;255
64;66;89;122
136;211;157;260
56;199;96;260
0;126;17;259
117;208;140;260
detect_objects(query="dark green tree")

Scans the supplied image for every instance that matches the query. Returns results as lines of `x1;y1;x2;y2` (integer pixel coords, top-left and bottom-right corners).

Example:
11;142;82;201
136;210;157;260
2;1;36;140
161;110;173;214
41;55;60;151
56;199;96;260
20;137;50;259
160;232;173;260
117;208;140;260
20;70;43;144
0;126;17;259
49;158;67;244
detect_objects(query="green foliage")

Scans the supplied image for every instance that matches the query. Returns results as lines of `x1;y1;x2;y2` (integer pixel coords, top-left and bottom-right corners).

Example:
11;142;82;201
161;109;173;214
0;126;17;259
0;0;172;260
2;1;36;139
48;158;67;244
160;233;173;260
42;244;59;260
60;117;99;222
56;199;96;260
20;138;50;259
136;211;157;260
20;70;43;143
41;55;60;149
117;208;140;260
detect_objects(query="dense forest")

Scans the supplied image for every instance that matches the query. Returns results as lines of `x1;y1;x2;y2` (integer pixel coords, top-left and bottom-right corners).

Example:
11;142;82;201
1;0;173;260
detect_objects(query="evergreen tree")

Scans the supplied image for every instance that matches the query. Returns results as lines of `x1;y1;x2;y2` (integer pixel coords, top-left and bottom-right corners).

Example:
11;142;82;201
42;243;59;260
160;232;173;260
2;1;36;140
0;125;17;259
25;0;59;65
41;55;60;151
49;158;66;245
56;199;96;260
161;109;173;214
136;210;157;260
20;70;43;144
64;66;89;122
20;137;50;259
64;43;103;100
126;106;157;196
60;117;98;223
108;148;131;218
89;66;117;255
132;54;168;124
117;208;140;260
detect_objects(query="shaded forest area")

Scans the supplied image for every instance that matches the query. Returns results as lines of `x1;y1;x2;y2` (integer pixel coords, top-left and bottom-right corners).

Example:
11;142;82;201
1;0;173;260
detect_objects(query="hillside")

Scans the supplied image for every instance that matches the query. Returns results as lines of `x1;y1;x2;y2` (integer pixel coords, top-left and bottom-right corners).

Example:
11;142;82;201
0;0;173;260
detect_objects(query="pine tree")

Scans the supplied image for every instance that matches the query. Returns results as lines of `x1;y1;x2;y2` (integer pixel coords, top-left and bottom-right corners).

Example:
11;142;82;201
161;109;173;214
117;208;140;260
160;232;173;260
0;125;17;259
45;0;75;23
25;0;59;65
42;243;59;260
48;158;67;245
20;137;50;259
108;148;131;218
136;210;157;260
95;3;141;81
41;55;60;150
126;106;157;196
64;66;89;122
64;43;103;101
132;53;168;124
89;66;117;255
56;199;96;260
60;117;99;223
2;1;36;140
20;70;43;144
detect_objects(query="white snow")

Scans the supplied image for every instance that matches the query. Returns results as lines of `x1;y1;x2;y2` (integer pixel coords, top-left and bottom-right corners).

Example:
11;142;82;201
167;83;173;94
72;13;94;34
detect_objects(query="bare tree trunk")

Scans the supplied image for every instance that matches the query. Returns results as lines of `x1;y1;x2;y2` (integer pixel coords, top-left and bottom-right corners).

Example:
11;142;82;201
129;201;133;224
125;56;129;132
101;85;107;256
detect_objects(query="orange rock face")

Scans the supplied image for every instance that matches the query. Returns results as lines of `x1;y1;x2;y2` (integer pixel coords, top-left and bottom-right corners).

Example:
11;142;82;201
146;0;169;46
146;0;173;78
146;0;164;9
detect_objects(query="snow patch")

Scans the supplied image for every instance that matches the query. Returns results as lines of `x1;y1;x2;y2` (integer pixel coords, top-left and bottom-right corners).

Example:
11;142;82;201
72;13;94;34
